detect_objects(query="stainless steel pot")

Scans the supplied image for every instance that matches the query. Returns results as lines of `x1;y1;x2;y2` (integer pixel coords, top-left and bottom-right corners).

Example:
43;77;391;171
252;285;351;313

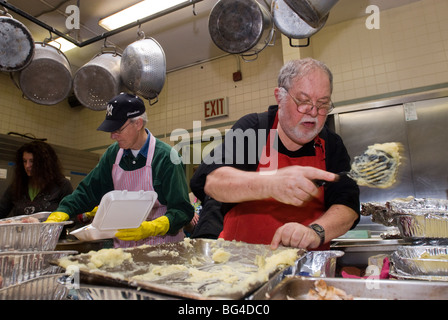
0;14;34;72
120;36;166;105
19;42;72;105
272;0;328;42
208;0;274;60
74;51;122;110
284;0;339;28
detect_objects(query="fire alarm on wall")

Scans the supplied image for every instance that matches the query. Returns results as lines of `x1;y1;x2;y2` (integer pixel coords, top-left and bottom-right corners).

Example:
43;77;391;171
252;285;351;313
233;71;242;82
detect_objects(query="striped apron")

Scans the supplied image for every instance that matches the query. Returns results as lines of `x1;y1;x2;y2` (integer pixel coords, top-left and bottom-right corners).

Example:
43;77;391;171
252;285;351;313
112;132;184;248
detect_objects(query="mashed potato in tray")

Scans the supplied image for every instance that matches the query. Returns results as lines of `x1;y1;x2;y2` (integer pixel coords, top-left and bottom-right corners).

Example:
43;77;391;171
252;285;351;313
57;239;301;298
59;248;133;269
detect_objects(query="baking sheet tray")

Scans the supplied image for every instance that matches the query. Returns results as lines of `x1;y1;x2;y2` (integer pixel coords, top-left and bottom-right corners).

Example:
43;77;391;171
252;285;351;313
55;239;305;300
263;276;448;300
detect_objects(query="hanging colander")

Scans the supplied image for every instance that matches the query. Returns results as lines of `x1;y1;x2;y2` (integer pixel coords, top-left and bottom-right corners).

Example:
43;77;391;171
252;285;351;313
120;33;166;105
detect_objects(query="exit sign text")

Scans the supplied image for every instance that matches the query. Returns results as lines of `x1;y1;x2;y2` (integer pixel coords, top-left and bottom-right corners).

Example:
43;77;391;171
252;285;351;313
204;97;228;120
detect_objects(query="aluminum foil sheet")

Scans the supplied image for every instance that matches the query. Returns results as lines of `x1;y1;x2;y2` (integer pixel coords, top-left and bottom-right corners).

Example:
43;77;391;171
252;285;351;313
0;250;77;289
0;274;68;300
0;212;72;252
56;239;306;300
391;246;448;278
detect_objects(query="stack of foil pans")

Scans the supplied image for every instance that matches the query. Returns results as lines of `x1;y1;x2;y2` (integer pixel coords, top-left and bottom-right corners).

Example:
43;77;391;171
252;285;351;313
362;197;448;242
0;212;72;252
0;251;76;288
0;212;76;299
387;198;448;242
0;274;68;300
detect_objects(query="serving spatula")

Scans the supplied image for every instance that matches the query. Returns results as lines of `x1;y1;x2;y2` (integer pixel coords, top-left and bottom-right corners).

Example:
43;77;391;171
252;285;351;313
316;142;403;189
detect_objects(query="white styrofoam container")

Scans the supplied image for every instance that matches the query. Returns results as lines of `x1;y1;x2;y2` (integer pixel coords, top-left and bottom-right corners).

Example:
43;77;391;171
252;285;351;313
70;190;157;241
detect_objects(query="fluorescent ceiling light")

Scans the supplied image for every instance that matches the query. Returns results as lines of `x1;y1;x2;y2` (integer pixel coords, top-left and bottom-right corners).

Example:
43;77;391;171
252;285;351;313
48;37;77;52
99;0;188;31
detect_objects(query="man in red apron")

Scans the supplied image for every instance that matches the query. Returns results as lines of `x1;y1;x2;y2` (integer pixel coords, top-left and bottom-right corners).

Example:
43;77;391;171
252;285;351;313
191;58;360;250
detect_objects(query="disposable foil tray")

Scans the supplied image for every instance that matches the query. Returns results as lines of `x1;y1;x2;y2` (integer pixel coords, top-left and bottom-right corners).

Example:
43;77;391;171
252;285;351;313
0;250;77;289
67;285;178;300
0;274;68;300
248;250;344;299
262;276;448;300
55;239;306;300
391;246;448;277
0;212;72;252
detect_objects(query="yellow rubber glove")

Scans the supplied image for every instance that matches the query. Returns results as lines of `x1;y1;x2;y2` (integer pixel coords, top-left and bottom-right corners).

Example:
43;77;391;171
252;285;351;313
85;206;98;219
115;216;170;241
45;211;70;223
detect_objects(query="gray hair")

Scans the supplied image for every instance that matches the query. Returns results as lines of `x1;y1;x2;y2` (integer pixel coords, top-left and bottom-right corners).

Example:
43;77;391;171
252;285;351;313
277;58;333;99
130;112;148;127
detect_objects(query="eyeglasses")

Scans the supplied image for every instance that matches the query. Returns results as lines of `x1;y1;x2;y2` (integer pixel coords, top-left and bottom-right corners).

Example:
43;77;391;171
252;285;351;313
111;121;132;134
282;87;334;115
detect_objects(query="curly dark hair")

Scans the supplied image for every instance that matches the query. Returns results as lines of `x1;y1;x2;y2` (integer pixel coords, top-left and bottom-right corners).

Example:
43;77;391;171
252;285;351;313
12;141;66;201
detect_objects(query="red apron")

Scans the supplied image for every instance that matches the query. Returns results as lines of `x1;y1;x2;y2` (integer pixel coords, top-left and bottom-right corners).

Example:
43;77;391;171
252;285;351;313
219;113;329;250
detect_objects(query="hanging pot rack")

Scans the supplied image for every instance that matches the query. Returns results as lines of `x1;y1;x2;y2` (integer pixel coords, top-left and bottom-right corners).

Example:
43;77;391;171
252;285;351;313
0;0;203;48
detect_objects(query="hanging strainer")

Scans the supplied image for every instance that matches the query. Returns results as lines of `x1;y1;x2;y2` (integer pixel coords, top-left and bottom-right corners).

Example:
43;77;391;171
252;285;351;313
74;48;122;111
19;42;72;105
120;33;166;105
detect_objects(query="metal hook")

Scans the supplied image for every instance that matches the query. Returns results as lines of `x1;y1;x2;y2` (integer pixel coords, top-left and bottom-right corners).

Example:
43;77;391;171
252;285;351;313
137;24;145;39
191;1;197;16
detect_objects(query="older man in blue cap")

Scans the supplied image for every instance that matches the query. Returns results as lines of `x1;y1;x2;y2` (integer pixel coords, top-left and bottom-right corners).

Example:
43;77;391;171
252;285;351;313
46;93;193;248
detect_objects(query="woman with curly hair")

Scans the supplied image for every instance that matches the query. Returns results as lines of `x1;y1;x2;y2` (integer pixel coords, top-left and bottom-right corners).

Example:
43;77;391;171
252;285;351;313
0;141;73;218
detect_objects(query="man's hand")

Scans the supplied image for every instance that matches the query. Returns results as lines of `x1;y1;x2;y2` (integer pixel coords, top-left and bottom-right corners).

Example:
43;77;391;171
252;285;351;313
266;166;337;206
270;222;321;250
205;165;337;205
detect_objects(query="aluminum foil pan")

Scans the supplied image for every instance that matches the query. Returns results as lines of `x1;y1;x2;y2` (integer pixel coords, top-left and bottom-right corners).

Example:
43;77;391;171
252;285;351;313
67;285;178;300
298;250;344;277
261;276;448;300
0;251;77;289
362;198;448;240
0;274;68;300
248;250;344;299
391;246;448;277
0;212;72;252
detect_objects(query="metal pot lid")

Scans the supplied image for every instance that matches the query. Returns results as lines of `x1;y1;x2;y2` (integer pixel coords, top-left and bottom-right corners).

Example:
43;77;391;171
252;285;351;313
208;0;270;54
0;16;35;72
272;0;328;39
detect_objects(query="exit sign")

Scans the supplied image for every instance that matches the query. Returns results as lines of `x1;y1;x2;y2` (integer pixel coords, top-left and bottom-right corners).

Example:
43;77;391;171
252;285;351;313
204;97;228;120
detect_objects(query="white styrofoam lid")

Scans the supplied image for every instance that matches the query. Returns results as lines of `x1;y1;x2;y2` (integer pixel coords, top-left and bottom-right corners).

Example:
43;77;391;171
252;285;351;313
91;190;157;230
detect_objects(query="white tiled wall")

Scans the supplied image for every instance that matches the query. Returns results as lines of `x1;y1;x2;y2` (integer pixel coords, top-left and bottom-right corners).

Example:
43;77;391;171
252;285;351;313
0;0;446;154
311;0;448;103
